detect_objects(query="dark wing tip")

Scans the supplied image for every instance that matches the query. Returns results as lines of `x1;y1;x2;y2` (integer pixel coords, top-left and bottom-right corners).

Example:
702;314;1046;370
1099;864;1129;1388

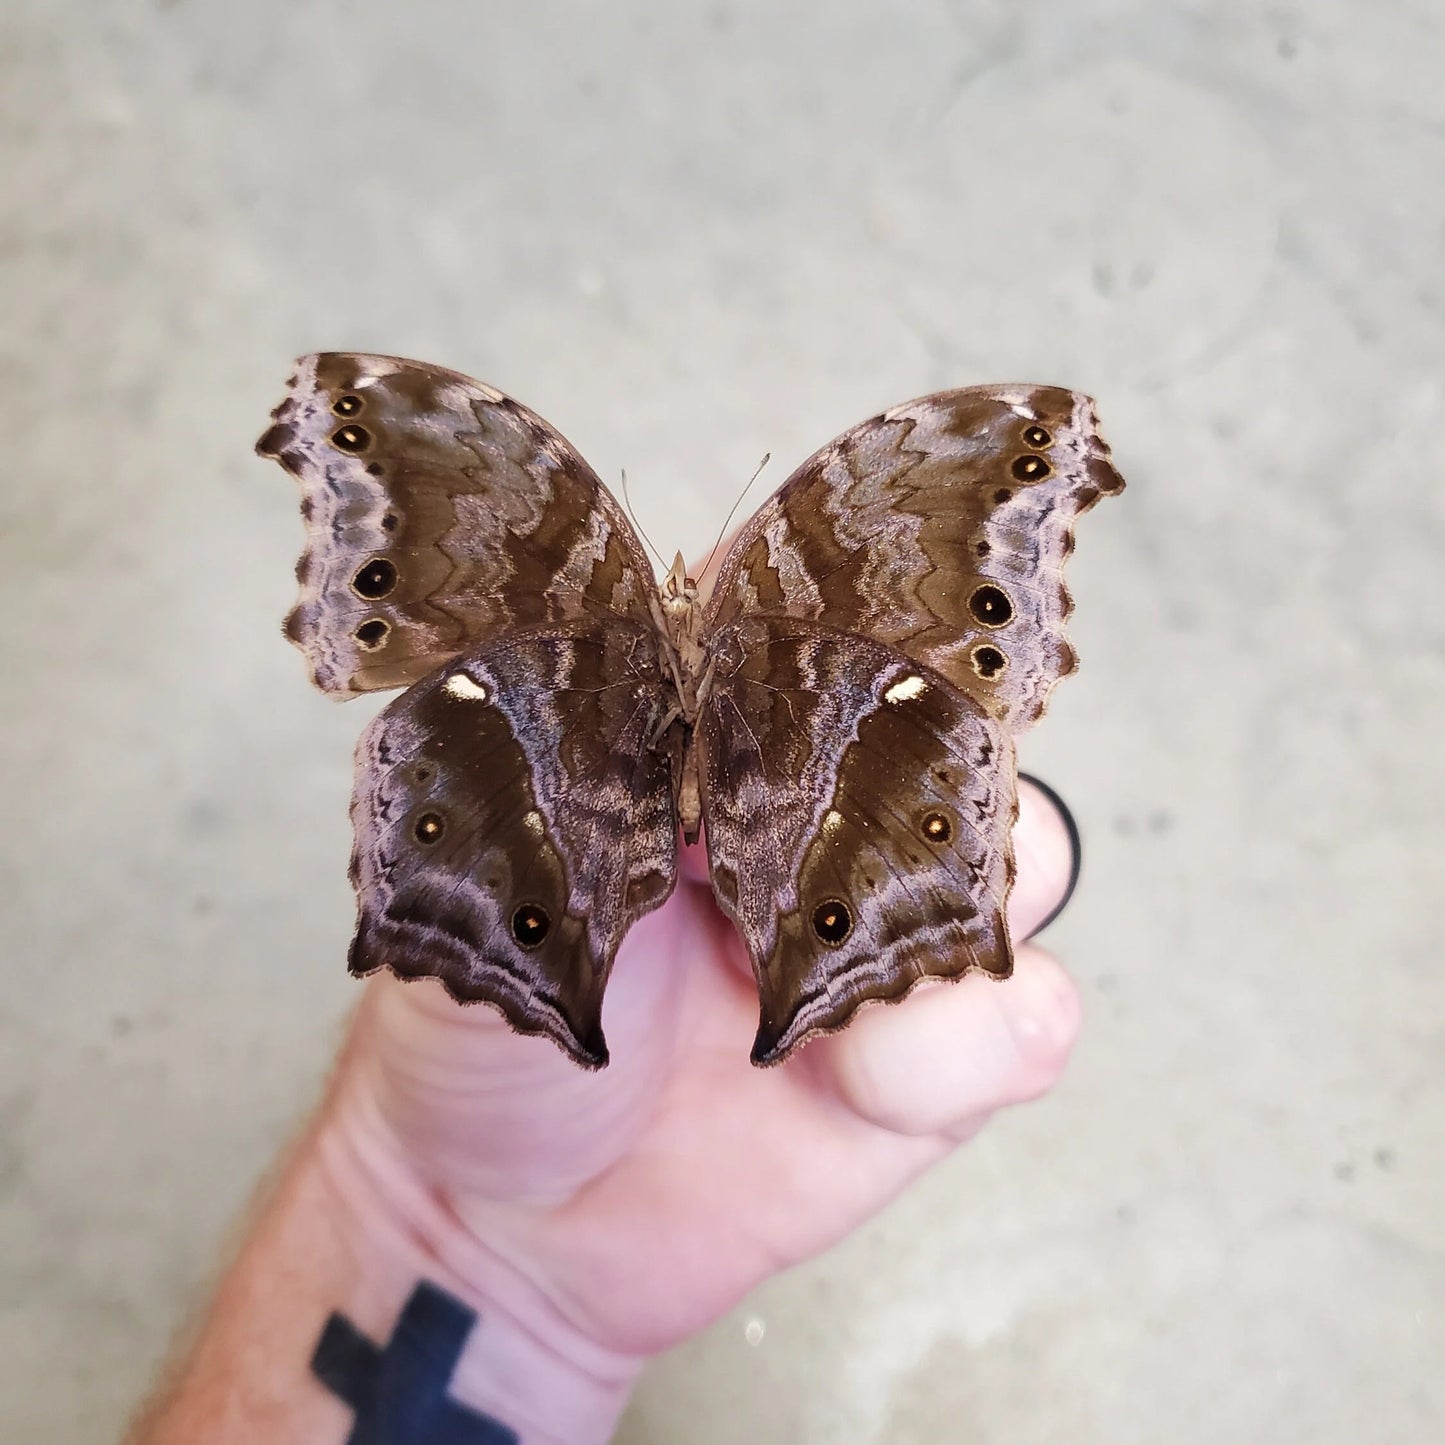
573;1025;611;1071
749;1022;787;1068
348;925;613;1070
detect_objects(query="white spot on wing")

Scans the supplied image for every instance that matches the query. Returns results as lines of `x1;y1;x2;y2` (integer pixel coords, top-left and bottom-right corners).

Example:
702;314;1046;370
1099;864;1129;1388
443;673;489;702
523;810;544;835
884;674;928;704
476;381;505;403
1009;402;1038;420
351;357;403;388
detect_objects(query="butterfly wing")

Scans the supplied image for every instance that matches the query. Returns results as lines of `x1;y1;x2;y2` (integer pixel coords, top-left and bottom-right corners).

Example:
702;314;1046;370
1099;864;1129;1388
259;356;675;1066
699;618;1015;1065
258;353;656;696
700;386;1123;1062
349;623;677;1068
706;385;1124;729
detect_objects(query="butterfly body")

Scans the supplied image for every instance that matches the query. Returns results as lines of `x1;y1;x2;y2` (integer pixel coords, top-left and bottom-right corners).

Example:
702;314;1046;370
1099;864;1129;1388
642;551;708;843
259;354;1123;1068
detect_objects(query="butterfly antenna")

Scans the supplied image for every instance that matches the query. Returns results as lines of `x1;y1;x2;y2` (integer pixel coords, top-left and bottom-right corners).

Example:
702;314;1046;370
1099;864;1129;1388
700;452;770;584
619;469;668;571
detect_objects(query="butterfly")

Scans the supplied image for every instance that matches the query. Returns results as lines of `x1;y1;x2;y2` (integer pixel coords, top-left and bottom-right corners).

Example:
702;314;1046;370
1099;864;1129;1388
257;354;1123;1068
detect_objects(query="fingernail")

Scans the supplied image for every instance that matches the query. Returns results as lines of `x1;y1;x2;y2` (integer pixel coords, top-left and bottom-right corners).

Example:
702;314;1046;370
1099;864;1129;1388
1018;772;1082;940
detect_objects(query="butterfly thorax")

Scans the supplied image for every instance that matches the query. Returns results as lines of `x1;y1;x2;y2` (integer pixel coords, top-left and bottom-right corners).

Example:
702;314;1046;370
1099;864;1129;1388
652;550;712;723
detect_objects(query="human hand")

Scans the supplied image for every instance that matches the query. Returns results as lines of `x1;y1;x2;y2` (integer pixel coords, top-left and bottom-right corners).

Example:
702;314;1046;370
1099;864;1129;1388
322;776;1082;1431
133;777;1082;1445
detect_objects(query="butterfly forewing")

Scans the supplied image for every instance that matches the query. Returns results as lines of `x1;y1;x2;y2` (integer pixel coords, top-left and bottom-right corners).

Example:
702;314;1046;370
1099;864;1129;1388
705;385;1124;730
257;353;656;696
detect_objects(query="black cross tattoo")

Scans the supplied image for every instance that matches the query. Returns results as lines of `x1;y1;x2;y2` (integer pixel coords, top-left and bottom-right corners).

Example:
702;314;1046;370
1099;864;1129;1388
312;1281;519;1444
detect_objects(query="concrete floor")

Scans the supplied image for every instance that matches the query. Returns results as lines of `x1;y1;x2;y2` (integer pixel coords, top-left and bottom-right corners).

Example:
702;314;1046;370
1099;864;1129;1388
3;1;1441;1440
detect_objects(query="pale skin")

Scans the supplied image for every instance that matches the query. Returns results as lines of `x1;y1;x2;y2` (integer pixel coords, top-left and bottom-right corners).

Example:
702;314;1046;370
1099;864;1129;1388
126;780;1080;1444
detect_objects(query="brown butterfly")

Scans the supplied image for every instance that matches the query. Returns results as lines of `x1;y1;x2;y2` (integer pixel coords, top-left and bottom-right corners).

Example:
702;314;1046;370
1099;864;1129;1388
257;354;1123;1068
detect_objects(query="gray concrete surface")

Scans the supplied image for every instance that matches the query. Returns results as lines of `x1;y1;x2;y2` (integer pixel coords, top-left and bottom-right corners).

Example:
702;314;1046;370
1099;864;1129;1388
3;1;1441;1440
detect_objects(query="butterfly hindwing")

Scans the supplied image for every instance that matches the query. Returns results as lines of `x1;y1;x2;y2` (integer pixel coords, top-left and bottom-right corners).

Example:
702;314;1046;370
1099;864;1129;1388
348;622;677;1068
698;618;1016;1065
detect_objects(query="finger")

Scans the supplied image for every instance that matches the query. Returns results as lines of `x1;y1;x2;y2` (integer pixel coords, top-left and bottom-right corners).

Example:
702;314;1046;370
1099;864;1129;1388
812;943;1082;1137
1012;774;1082;939
1014;773;1081;937
343;900;695;1202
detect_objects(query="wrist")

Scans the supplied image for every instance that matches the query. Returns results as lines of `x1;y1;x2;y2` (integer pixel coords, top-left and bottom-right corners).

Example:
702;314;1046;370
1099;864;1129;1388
317;1071;647;1445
